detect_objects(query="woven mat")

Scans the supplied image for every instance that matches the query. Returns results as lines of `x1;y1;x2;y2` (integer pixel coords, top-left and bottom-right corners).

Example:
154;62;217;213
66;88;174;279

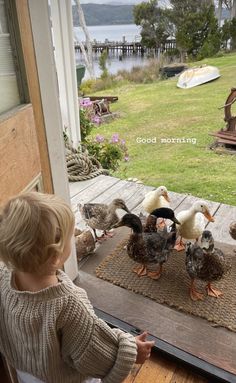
96;238;236;332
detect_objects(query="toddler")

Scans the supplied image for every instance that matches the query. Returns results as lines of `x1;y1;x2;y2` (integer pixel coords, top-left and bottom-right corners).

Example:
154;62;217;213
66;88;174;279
0;192;154;383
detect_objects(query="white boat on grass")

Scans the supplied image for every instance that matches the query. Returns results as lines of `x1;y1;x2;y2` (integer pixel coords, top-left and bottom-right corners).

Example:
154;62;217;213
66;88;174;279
177;65;220;89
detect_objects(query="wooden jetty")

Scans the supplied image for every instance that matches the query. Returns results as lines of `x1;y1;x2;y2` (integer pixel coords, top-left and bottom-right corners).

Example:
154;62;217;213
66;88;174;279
70;174;236;383
74;39;176;56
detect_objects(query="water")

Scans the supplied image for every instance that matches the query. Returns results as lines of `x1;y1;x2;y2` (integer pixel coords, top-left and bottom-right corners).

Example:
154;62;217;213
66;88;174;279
74;24;148;79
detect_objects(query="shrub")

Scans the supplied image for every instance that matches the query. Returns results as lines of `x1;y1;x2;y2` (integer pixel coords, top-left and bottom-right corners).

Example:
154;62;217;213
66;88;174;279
99;50;109;79
79;108;95;141
80;79;97;95
116;59;161;83
85;133;129;171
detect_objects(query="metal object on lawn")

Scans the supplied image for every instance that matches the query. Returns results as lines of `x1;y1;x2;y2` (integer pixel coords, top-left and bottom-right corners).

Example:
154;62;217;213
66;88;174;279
210;88;236;148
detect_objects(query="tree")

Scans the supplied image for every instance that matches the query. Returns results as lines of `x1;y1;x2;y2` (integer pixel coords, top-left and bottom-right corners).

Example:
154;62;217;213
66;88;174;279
219;1;236;49
169;0;221;60
221;18;231;48
74;0;95;79
133;0;173;56
230;17;236;48
99;50;108;79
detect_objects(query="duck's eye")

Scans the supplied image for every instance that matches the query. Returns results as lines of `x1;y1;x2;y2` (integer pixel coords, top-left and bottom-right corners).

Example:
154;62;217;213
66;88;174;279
201;205;203;208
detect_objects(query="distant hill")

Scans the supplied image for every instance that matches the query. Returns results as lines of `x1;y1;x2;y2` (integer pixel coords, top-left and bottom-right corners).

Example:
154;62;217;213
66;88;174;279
79;0;147;4
72;3;230;27
72;4;134;26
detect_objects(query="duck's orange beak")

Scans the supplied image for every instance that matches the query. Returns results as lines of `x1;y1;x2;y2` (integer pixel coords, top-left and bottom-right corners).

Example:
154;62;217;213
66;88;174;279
204;211;215;222
163;192;170;202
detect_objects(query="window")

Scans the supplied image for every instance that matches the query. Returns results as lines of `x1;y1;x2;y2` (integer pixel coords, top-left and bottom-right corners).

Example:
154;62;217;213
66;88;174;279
0;0;21;114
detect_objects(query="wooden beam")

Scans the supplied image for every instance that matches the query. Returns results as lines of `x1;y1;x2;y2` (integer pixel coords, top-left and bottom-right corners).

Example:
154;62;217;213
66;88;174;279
15;0;53;193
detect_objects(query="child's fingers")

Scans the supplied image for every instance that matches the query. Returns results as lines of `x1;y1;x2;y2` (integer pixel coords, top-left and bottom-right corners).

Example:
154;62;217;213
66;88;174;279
136;331;148;341
144;340;155;349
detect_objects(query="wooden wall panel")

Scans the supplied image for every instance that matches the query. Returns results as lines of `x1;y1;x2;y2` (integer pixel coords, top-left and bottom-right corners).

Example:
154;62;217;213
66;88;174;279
0;104;41;204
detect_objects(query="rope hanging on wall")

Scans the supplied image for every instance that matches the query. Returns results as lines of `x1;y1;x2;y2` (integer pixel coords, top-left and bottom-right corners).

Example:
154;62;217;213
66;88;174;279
65;142;109;182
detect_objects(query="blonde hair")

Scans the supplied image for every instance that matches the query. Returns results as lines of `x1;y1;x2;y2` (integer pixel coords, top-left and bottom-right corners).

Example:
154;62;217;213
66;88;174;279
0;192;75;273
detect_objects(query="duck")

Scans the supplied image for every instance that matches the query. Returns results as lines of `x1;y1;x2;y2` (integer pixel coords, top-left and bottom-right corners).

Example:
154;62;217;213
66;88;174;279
74;228;95;260
78;198;130;241
174;201;215;251
185;230;231;301
229;221;236;240
144;207;180;233
142;186;171;228
114;213;177;279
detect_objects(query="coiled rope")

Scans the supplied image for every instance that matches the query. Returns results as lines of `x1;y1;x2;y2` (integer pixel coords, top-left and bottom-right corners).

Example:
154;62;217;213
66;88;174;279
65;142;109;182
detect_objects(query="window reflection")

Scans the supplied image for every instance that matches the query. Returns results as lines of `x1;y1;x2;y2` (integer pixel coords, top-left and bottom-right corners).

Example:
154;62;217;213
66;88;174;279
0;0;20;114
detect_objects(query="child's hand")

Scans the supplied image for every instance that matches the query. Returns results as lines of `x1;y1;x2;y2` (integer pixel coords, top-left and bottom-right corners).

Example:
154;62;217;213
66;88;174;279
135;331;155;364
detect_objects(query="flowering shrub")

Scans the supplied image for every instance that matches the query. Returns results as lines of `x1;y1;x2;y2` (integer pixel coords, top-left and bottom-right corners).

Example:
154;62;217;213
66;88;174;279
85;133;129;171
80;108;95;141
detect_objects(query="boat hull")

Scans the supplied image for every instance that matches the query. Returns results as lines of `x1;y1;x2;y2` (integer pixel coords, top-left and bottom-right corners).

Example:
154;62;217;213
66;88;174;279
177;65;220;89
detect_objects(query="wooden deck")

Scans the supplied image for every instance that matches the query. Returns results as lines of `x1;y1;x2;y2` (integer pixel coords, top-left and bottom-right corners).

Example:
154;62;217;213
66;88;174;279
70;175;236;383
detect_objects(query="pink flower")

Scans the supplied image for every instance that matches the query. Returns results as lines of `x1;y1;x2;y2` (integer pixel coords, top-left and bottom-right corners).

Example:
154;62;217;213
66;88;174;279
92;115;101;125
110;133;119;143
124;156;129;162
95;134;104;143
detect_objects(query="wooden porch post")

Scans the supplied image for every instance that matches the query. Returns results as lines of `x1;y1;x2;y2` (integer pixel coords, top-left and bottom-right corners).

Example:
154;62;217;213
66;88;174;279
50;0;81;148
27;0;78;280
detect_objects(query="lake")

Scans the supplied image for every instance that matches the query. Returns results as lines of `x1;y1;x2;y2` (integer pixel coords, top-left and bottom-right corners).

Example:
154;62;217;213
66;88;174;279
74;24;148;79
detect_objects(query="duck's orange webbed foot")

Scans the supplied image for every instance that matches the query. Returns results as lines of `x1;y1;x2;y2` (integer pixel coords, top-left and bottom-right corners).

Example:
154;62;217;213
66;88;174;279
174;237;185;252
206;283;223;298
147;265;163;280
190;279;204;301
133;265;147;277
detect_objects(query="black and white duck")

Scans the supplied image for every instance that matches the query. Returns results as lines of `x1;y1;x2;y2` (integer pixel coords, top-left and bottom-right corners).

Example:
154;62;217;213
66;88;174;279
185;230;231;301
114;213;177;279
78;198;130;241
144;207;180;233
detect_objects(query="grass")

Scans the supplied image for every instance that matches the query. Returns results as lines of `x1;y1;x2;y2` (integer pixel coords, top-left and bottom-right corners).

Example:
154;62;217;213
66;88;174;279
87;53;236;205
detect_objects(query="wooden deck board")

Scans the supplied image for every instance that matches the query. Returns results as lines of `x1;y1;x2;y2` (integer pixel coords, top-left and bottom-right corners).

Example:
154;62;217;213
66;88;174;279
70;175;120;206
69;176;103;198
91;179;146;210
206;203;236;246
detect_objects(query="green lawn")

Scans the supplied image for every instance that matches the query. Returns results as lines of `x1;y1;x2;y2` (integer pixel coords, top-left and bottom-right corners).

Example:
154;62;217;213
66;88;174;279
88;53;236;205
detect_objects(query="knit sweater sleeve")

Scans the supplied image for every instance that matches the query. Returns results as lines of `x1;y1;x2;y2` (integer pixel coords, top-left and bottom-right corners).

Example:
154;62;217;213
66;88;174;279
59;290;137;383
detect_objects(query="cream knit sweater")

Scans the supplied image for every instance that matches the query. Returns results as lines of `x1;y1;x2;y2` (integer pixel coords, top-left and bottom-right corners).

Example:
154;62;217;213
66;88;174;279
0;265;137;383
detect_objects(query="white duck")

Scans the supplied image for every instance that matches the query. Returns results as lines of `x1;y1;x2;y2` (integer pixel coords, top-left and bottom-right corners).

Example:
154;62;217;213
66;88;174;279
174;201;215;251
142;186;170;228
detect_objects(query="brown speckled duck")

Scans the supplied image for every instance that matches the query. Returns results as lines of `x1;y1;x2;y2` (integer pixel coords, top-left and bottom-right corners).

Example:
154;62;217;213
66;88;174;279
185;230;231;301
229;221;236;240
79;198;130;241
114;213;177;279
